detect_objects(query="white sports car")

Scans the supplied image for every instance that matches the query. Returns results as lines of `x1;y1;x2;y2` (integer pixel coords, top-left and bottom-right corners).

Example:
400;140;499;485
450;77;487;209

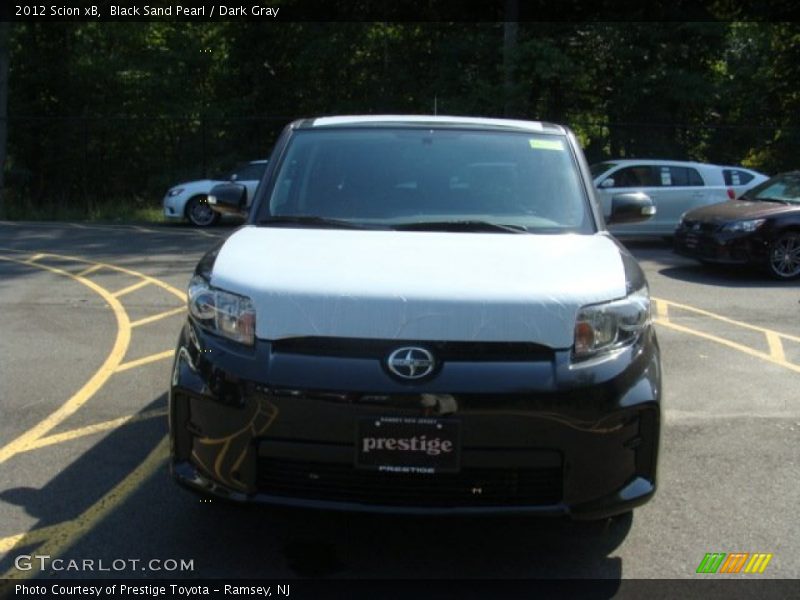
163;160;268;226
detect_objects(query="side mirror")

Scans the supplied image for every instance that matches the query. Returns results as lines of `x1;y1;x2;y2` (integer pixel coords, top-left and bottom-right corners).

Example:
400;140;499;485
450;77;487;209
608;192;656;224
208;183;247;216
600;177;615;189
230;173;239;182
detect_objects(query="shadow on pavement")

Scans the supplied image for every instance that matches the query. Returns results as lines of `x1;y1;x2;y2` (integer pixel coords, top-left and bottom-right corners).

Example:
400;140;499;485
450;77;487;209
655;263;795;289
0;392;629;582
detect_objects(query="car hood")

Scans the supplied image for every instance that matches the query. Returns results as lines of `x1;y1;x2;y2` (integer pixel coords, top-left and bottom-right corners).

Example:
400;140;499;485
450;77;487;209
170;179;223;193
210;227;629;348
686;199;797;222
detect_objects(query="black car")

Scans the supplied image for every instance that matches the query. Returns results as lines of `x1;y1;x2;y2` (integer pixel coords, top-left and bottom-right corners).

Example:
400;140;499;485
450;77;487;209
674;171;800;279
169;115;661;520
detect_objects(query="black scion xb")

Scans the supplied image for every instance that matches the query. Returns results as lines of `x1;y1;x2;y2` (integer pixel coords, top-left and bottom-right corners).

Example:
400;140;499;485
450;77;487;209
169;116;662;519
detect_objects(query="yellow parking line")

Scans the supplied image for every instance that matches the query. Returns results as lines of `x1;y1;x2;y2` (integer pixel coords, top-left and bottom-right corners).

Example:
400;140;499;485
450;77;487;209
0;256;131;465
654;299;670;323
0;250;186;303
0;522;75;555
24;253;45;264
131;306;186;328
111;279;150;298
84;258;186;303
115;350;174;373
76;264;103;277
655;297;800;344
657;319;800;374
765;331;786;362
1;437;169;580
24;409;168;452
0;251;184;578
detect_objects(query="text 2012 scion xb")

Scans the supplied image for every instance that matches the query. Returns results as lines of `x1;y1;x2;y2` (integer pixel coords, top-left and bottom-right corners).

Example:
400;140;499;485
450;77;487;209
169;116;662;519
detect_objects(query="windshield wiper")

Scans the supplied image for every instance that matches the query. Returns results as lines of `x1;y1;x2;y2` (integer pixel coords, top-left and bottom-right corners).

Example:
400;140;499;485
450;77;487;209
257;216;373;229
392;220;528;233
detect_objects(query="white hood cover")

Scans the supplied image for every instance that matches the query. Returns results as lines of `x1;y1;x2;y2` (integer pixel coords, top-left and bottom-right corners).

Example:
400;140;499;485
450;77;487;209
211;227;627;349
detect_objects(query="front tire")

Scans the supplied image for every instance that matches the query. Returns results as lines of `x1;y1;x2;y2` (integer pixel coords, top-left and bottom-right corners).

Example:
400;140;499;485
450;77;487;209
186;195;220;227
766;232;800;280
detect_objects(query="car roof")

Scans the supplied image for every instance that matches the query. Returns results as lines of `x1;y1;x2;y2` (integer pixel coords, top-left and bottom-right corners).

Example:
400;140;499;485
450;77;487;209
298;115;567;135
593;159;724;169
592;158;766;177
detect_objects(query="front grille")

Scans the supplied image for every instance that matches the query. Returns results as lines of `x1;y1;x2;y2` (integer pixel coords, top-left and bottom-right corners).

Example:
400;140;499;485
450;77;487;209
681;220;719;233
676;235;723;258
257;458;563;507
271;337;553;362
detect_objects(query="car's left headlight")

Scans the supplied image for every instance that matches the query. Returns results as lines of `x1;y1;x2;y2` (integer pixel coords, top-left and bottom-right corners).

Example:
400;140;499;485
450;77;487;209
573;285;651;360
187;275;256;345
167;187;185;197
721;218;765;233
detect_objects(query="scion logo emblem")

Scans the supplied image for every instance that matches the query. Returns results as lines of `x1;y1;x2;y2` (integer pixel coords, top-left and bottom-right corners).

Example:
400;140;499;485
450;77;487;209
387;347;436;380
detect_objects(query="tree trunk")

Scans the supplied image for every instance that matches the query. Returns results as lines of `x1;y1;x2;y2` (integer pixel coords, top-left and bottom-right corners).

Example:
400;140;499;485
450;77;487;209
0;23;10;218
503;0;518;117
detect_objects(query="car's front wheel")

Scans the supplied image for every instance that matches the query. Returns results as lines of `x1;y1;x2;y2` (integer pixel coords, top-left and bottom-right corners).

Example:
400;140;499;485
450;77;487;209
186;195;220;227
766;232;800;280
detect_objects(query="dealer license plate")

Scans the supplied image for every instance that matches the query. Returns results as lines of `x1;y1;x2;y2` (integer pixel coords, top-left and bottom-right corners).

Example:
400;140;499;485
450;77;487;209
355;416;461;474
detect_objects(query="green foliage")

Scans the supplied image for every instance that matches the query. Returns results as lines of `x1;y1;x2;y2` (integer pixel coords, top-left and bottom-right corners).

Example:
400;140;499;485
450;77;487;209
4;21;800;217
5;196;165;223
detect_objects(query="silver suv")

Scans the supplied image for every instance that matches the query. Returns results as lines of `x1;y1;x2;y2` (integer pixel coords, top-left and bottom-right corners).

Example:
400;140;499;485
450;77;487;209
591;160;768;237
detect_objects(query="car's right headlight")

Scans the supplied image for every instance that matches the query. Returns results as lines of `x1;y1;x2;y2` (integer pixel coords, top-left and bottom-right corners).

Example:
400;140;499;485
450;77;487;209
188;275;256;345
721;218;765;233
573;285;651;360
167;187;185;197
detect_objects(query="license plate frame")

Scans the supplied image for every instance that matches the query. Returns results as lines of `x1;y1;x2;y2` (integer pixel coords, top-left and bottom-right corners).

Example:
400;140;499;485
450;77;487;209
355;416;461;474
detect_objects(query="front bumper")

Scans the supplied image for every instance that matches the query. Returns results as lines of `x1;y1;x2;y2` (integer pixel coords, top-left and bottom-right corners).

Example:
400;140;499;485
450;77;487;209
674;226;768;265
163;194;186;220
169;322;661;519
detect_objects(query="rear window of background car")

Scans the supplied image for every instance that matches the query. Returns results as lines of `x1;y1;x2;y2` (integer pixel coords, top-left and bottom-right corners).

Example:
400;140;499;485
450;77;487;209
724;169;754;186
662;166;704;187
610;166;660;187
611;165;704;188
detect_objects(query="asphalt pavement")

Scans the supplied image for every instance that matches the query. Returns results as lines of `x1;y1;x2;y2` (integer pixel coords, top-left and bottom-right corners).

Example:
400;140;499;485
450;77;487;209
0;222;797;584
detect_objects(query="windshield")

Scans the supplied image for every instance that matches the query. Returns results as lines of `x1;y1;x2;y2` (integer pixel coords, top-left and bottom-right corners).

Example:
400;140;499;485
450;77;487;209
590;161;617;179
741;172;800;204
262;128;594;233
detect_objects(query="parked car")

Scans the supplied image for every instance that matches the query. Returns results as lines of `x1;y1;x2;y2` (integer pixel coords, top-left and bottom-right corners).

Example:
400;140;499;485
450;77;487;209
162;160;268;226
169;115;662;520
591;160;768;237
674;170;800;280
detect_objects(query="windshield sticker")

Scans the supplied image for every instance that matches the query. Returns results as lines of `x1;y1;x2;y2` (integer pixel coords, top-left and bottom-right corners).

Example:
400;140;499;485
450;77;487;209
529;139;564;151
